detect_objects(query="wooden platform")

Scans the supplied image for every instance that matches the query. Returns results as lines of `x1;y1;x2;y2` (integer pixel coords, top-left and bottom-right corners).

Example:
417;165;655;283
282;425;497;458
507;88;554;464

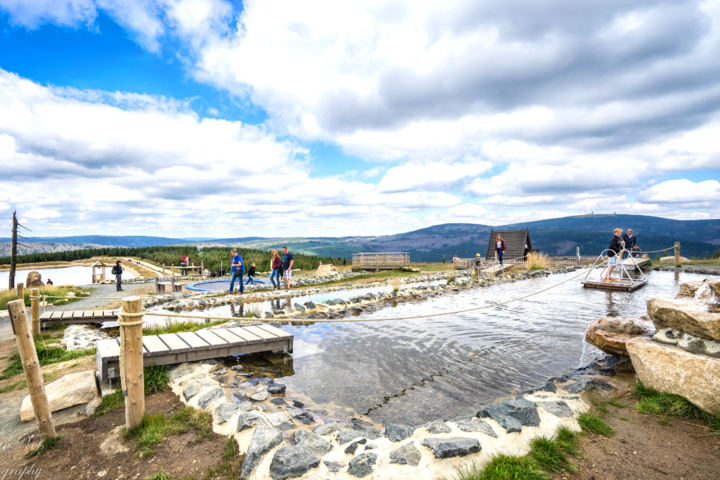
581;280;648;292
96;325;293;382
41;310;119;328
622;257;651;271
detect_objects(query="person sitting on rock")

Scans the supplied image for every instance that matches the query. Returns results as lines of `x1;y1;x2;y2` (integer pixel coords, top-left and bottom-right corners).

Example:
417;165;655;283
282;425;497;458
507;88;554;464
603;228;625;282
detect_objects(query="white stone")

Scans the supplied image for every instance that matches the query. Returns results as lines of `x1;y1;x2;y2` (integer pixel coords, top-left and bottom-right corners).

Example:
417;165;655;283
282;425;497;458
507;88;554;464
20;370;99;422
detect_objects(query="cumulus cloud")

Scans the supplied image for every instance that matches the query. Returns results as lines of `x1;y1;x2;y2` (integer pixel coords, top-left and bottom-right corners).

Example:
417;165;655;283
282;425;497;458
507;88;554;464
639;179;720;204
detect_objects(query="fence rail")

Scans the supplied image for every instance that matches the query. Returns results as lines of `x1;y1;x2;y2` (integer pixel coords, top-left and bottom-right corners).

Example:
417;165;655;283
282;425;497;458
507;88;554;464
352;252;410;270
453;255;597;270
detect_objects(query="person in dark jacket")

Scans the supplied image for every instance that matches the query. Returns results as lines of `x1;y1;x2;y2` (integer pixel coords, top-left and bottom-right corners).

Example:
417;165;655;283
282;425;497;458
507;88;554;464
245;263;256;285
111;260;124;291
270;249;282;290
495;234;506;266
622;229;640;258
603;228;625;282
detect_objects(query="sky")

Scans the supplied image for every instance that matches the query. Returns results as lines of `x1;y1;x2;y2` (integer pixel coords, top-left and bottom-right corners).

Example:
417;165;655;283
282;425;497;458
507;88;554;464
1;0;719;239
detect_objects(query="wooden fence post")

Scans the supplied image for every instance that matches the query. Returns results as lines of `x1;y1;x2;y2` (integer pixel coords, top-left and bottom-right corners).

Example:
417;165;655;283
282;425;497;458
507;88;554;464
17;282;24;303
154;276;159;294
170;276;176;292
122;297;145;431
675;242;681;268
8;300;56;439
31;288;41;335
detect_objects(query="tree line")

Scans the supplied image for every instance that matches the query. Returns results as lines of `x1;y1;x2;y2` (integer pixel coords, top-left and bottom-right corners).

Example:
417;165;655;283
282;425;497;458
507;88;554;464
0;245;343;273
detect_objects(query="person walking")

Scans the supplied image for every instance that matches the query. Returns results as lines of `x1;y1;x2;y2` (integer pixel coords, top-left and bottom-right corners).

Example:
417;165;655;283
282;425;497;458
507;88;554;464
245;263;256;285
227;249;244;294
111;260;124;291
180;255;189;276
603;228;625;282
270;249;282;290
281;246;294;289
495;234;506;266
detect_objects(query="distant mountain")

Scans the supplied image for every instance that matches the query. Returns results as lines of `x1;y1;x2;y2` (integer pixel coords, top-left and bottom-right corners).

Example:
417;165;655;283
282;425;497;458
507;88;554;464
0;235;188;247
505;214;720;245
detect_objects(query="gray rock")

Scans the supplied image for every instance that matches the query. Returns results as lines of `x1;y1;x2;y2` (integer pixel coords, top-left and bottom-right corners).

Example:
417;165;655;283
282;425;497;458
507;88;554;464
652;327;683;345
292;430;333;457
231;365;245;371
269;446;320;480
313;421;340;436
537;400;574;418
565;379;611;394
362;428;383;440
286;407;315;425
364;443;377;450
390;442;422;466
268;383;286;394
266;412;295;431
344;440;361;455
183;381;201;400
454;417;497;437
250;391;270;402
336;428;363;445
214;402;243;424
424;419;451;434
386;424;415;442
271;397;287;405
237;411;270;432
170;365;196;382
526;381;557;394
347;453;377;478
323;461;344;473
421;437;482;459
197;388;224;410
677;333;720;358
478;399;540;433
241;426;283;479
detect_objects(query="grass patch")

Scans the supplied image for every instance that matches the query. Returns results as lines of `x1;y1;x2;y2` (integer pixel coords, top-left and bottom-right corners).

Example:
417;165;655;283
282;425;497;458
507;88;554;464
447;275;456;284
596;404;609;415
0;380;24;394
0;345;95;381
143;319;231;336
201;438;243;480
26;435;64;458
145;365;170;394
0;286;93;311
578;412;615;437
632;382;720;432
618;417;628;422
93;388;124;417
657;416;672;426
458;455;548;480
606;399;625;408
124;407;213;457
143;473;171;480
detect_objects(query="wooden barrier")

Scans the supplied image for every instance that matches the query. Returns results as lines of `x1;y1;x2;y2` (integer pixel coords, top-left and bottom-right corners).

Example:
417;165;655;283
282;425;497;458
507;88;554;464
675;242;681;267
17;282;24;303
8;299;56;439
122;297;145;430
31;288;40;335
352;253;410;270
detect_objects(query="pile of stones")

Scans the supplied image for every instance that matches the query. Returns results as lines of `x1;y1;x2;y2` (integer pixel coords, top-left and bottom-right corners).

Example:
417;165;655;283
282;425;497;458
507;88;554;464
60;325;112;351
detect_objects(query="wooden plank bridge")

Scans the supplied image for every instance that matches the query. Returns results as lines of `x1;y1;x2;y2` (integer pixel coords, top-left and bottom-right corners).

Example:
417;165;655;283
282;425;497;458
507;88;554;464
40;309;119;328
96;324;293;382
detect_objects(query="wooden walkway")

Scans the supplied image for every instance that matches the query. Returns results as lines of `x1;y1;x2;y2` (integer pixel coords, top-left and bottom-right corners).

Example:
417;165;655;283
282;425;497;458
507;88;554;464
96;325;293;381
581;280;648;292
622;257;651;271
40;310;119;328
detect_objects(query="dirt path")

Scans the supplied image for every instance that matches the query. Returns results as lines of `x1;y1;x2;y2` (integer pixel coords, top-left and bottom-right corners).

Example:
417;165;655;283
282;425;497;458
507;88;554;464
567;398;720;480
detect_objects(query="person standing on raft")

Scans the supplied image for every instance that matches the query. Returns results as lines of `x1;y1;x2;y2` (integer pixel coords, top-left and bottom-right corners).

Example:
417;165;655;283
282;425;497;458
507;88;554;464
603;228;625;282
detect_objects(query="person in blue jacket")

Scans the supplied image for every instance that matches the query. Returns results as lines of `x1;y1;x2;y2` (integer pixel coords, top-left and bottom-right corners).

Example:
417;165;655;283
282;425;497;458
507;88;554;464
227;248;244;294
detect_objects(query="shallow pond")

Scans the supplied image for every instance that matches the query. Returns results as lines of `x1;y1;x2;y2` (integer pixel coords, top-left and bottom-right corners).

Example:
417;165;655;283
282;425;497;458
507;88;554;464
0;266;134;289
220;269;711;426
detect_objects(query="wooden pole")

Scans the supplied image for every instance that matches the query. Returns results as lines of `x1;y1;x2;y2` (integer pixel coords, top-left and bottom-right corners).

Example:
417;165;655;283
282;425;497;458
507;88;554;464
154;276;159;294
8;299;56;439
31;288;40;335
17;282;24;303
675;242;681;268
9;211;18;289
122;297;145;431
170;276;176;292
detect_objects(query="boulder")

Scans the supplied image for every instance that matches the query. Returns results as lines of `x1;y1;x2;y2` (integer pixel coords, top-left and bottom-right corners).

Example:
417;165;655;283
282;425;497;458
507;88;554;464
536;401;574;418
268;446;320;480
25;271;44;287
214;402;244;424
677;333;720;358
241;427;283;479
626;338;720;415
315;264;338;277
313;421;340;436
647;298;720;342
423;419;452;434
477;399;540;433
677;281;703;299
659;256;689;263
585;318;653;355
237;411;270;432
292;430;332;457
21;371;98;422
454;417;497;437
389;442;422;466
420;437;481;459
198;388;224;409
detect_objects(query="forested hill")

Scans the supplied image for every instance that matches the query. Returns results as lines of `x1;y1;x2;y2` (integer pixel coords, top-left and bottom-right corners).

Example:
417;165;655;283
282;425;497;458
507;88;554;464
0;235;189;247
505;214;720;245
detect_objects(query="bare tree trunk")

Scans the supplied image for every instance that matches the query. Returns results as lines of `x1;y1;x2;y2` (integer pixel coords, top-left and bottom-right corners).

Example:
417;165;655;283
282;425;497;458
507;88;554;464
9;211;17;289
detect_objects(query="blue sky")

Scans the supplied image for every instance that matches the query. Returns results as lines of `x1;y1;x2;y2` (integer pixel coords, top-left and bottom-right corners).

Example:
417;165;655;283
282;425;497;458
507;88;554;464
1;0;719;238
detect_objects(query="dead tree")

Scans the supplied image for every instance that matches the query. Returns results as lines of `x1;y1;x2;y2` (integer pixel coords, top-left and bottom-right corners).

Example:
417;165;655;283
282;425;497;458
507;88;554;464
9;211;31;290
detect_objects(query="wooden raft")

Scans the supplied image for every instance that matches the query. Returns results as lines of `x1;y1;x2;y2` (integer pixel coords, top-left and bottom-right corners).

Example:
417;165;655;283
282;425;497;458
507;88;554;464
581;280;648;292
96;325;293;382
41;310;119;328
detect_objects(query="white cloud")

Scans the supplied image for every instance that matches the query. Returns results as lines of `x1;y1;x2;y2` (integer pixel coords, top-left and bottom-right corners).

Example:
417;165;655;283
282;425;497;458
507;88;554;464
639;179;720;204
378;159;491;193
0;0;97;29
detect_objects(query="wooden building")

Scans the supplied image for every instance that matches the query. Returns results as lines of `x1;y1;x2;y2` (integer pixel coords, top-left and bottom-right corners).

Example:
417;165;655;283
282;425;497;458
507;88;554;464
485;228;535;261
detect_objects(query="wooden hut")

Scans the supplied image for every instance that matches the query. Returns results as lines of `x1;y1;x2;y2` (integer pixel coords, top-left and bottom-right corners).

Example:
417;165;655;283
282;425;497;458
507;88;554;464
91;261;109;283
485;228;534;261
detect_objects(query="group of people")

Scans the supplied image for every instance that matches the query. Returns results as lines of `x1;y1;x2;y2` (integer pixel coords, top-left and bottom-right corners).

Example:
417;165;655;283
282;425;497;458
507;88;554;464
227;246;294;295
603;228;641;282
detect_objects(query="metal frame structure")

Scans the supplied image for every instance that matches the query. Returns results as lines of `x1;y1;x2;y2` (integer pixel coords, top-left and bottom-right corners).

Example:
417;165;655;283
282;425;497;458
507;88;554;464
582;248;647;290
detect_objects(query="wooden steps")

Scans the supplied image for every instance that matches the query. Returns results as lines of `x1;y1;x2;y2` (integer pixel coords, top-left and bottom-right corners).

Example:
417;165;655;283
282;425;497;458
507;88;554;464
96;325;293;382
41;310;119;328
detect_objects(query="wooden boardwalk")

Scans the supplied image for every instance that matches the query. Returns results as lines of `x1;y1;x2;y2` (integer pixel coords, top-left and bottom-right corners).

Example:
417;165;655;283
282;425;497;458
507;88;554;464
40;310;119;328
96;325;293;381
581;280;648;292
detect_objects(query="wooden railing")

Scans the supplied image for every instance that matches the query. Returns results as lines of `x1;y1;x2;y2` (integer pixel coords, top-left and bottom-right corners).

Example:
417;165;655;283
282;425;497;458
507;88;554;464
352;252;410;270
453;255;597;270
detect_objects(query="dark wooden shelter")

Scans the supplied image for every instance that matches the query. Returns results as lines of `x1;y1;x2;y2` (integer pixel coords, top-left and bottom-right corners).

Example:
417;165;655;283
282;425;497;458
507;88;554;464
486;228;534;261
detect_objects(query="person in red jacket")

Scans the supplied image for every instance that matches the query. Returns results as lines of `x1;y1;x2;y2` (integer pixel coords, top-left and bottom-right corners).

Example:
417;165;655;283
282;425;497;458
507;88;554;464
495;234;506;266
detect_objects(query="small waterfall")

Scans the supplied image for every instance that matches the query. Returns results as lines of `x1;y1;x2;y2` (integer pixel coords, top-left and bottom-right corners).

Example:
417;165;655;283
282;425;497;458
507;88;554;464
694;281;720;305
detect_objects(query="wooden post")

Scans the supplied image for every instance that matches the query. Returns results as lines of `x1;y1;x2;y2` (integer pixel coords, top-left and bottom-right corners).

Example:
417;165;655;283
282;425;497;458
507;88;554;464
675;242;681;268
8;300;56;439
170;276;176;292
201;261;204;277
17;282;24;303
122;297;145;431
154;276;159;294
31;288;40;335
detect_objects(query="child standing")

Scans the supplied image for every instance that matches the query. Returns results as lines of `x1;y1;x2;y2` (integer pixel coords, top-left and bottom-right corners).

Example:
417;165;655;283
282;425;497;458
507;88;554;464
245;263;256;285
